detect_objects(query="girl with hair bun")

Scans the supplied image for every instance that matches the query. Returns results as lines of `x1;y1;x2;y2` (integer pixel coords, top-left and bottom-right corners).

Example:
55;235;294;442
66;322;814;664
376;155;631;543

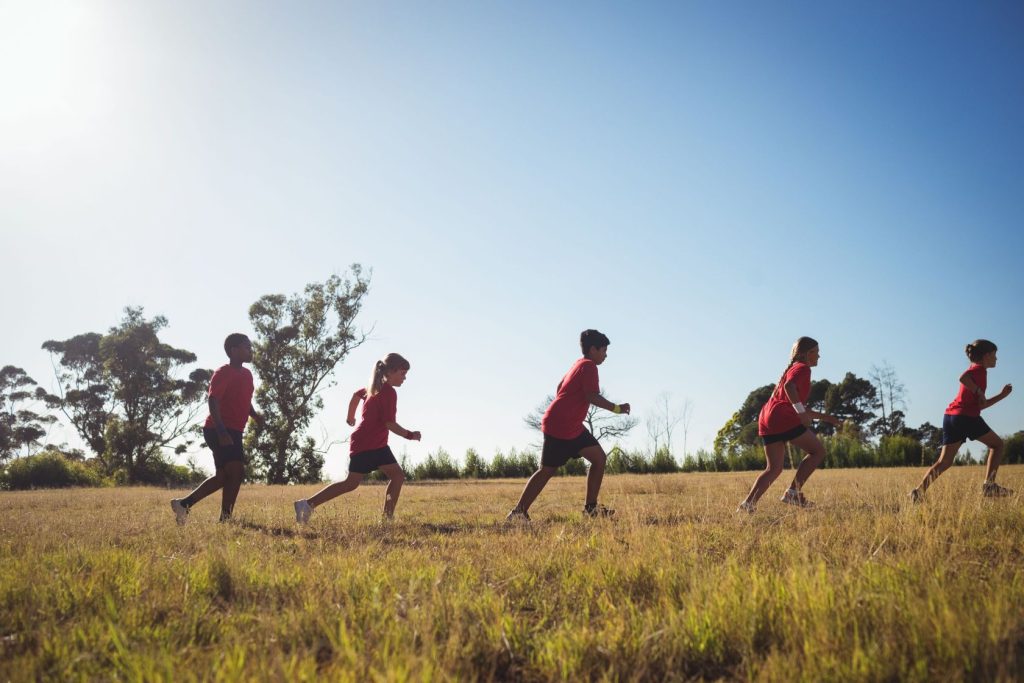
910;340;1013;501
737;337;841;513
293;353;420;523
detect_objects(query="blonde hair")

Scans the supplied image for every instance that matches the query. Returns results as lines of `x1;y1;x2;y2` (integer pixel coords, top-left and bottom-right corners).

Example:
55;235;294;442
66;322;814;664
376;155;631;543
367;353;410;396
775;336;818;391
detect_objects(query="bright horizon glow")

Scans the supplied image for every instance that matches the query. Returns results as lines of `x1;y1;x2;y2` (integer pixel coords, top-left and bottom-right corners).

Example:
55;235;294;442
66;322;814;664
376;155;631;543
2;1;1022;479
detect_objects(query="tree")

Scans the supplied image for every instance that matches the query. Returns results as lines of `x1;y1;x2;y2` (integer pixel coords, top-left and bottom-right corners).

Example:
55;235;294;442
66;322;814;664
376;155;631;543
823;372;879;430
523;386;638;445
246;269;369;484
645;392;691;458
0;366;56;461
41;308;210;480
868;362;907;437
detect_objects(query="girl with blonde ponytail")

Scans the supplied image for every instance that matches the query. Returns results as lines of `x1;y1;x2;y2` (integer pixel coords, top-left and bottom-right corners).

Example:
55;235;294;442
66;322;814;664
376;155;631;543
293;353;420;523
737;337;841;514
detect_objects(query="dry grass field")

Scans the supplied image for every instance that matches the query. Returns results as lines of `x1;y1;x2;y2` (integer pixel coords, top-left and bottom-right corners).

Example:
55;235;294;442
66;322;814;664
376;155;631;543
3;466;1024;681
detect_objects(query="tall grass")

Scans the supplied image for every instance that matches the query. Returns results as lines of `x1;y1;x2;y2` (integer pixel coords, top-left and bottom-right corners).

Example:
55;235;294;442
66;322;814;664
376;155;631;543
2;466;1023;681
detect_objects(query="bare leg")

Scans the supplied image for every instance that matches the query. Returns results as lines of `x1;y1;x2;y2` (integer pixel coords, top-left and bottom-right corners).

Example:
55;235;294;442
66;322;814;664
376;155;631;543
378;464;405;517
787;430;827;491
917;441;962;493
979;431;1005;483
219;461;244;519
513;466;557;512
308;472;365;508
743;443;786;505
580;445;607;507
182;472;225;507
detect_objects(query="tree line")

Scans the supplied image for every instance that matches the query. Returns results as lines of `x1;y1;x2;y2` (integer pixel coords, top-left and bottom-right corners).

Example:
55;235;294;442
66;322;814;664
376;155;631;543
3;266;1022;489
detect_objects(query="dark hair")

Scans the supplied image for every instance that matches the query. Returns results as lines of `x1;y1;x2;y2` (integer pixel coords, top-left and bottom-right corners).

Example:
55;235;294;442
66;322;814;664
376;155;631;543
368;353;411;396
966;339;997;363
224;333;250;357
775;336;818;390
580;329;611;356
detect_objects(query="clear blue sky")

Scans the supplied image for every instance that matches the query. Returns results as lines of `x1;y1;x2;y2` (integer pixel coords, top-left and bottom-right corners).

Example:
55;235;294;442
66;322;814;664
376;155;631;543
2;1;1022;478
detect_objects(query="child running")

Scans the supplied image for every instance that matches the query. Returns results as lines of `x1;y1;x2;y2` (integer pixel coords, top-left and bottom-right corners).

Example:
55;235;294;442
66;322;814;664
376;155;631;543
294;353;420;523
910;340;1013;502
171;333;262;524
737;336;840;513
507;329;630;521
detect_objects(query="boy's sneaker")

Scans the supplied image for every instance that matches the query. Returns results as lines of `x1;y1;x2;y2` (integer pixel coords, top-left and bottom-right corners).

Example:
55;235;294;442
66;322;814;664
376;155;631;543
780;488;815;508
982;482;1013;498
736;500;756;514
170;499;189;526
294;500;313;524
505;507;531;522
583;503;615;518
908;488;923;504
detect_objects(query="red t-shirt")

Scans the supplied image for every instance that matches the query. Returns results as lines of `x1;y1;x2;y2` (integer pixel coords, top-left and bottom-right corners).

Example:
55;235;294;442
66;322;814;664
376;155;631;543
541;358;600;440
946;363;986;417
758;362;811;436
204;365;254;432
350;384;398;453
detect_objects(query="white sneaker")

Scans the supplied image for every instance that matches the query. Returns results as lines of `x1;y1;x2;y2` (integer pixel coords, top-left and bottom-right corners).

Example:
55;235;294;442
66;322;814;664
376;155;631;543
170;499;189;526
736;500;756;514
294;499;313;524
780;488;815;508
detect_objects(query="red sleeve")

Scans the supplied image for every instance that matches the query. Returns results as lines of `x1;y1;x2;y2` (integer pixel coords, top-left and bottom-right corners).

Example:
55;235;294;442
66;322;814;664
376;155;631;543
788;364;812;402
582;362;599;395
382;388;398;423
208;368;228;399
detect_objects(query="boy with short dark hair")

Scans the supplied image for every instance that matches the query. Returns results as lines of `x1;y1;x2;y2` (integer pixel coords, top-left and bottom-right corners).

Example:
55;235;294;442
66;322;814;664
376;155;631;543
507;329;631;521
171;333;262;524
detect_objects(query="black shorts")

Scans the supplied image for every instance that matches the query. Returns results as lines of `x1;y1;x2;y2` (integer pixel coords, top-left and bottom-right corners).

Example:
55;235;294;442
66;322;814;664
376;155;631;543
760;424;808;445
942;414;992;445
203;427;245;470
541;429;600;468
349;446;399;474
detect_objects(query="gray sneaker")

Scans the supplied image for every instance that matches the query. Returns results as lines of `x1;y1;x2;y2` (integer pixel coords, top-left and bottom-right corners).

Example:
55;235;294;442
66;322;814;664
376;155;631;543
170;499;189;526
505;507;531;522
294;499;313;524
780;488;815;508
583;503;615;518
982;482;1013;498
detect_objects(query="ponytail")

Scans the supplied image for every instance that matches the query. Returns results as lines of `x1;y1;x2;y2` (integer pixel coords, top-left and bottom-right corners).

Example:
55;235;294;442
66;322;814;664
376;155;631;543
367;353;411;396
775;336;818;392
966;339;997;363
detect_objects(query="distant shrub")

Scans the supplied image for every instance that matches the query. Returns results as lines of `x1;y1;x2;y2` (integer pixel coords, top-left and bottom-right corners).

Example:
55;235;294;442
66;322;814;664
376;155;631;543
2;450;106;490
411;448;460;481
1005;432;1024;465
487;449;538;478
877;435;923;467
461;448;488;478
606;446;679;474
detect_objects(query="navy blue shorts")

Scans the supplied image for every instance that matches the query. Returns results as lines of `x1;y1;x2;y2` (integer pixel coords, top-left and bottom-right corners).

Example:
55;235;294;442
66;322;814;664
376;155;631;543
203;427;245;470
941;414;992;445
541;429;600;468
760;424;808;445
349;446;399;474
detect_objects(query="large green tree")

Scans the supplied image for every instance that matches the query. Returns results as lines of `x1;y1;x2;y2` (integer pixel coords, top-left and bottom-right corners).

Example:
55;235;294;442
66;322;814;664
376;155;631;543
41;308;210;480
246;268;369;484
0;366;56;461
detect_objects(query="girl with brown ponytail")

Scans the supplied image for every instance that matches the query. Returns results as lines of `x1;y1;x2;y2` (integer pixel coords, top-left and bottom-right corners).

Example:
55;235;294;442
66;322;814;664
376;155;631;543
737;337;841;513
909;340;1013;501
293;353;421;523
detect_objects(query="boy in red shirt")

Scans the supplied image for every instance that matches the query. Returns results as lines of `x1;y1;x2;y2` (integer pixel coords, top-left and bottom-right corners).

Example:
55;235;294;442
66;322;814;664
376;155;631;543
171;333;262;524
910;339;1013;501
507;329;631;521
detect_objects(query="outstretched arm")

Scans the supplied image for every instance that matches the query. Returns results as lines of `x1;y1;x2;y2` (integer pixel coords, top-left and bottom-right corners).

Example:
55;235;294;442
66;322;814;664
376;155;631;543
346;391;363;426
962;372;1014;410
783;381;839;427
384;421;421;441
586;391;631;415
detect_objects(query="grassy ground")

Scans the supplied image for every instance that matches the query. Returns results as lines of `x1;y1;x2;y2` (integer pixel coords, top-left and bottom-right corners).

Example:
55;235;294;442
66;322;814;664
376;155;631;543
2;465;1023;682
